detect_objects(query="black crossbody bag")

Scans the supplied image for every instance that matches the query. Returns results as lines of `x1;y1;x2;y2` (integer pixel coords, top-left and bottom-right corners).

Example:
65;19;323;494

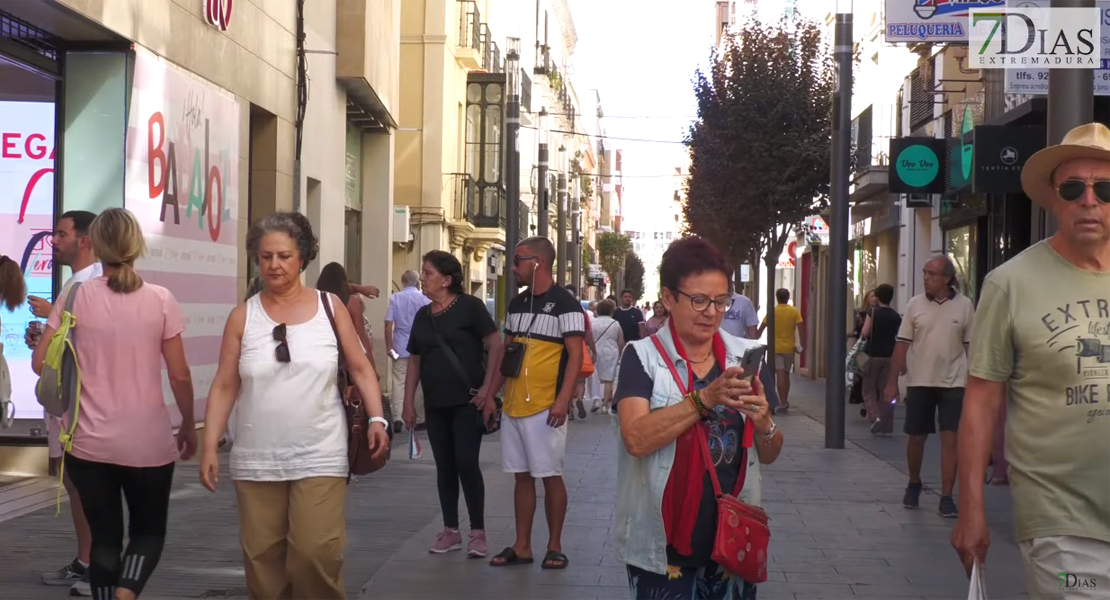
428;308;502;434
500;311;537;378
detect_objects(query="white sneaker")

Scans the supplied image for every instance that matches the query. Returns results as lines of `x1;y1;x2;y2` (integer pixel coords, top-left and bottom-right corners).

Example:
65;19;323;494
69;578;91;596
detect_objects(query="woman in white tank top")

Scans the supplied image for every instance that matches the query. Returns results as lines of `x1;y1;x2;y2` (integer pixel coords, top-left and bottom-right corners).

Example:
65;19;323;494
199;213;388;600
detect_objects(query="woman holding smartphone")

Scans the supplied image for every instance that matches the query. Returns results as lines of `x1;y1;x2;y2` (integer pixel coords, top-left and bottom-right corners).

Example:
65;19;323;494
403;251;504;558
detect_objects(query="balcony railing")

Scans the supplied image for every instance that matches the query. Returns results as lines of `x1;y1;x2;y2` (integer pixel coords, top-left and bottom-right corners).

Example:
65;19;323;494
457;1;480;51
450;173;479;223
478;24;502;73
851;103;898;178
450;173;506;230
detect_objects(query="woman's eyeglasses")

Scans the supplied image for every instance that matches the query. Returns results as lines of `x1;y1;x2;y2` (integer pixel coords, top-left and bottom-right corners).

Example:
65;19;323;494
273;323;290;363
676;290;734;313
1058;180;1110;204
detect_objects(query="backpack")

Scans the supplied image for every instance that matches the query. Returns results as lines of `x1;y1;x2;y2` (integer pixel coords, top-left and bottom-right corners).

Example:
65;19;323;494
36;282;83;433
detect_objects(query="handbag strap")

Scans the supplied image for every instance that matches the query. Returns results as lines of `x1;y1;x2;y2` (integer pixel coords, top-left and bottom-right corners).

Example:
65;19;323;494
650;335;692;396
318;290;349;384
427;304;474;388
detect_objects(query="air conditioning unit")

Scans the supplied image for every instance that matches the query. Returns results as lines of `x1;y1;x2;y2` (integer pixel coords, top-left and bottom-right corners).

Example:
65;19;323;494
392;206;412;244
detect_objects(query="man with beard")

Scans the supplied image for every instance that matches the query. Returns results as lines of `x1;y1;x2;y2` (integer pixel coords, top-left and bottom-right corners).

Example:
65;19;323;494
25;210;99;597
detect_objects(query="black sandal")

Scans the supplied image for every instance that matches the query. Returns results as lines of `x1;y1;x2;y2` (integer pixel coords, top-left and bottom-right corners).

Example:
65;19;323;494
489;547;533;567
541;550;569;569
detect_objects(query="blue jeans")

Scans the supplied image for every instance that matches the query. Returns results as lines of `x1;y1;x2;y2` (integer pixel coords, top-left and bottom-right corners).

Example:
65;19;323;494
758;359;780;412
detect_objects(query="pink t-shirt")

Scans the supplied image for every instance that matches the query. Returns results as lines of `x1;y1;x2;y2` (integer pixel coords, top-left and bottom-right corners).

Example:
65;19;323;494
48;277;185;467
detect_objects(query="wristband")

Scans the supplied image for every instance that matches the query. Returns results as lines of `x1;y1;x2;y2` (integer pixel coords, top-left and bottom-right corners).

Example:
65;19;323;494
369;417;389;429
687;391;710;418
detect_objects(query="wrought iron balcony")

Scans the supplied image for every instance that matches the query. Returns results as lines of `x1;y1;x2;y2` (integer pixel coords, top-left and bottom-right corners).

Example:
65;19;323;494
849;103;897;203
450;173;506;230
478;24;502;73
456;1;481;69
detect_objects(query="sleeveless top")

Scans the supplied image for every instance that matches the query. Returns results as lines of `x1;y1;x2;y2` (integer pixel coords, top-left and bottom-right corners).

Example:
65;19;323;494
230;292;348;481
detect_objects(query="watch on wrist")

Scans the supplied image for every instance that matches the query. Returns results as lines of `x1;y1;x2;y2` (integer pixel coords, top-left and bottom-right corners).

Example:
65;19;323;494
762;420;778;441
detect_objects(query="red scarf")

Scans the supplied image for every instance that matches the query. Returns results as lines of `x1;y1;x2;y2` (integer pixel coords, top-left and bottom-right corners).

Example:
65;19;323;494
657;319;754;556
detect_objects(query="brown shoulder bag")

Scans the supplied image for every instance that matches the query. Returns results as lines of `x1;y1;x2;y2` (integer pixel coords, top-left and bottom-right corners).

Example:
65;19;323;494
319;290;389;477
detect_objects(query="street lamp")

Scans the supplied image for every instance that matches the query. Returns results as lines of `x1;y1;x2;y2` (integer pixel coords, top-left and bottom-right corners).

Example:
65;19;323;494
537;108;550;238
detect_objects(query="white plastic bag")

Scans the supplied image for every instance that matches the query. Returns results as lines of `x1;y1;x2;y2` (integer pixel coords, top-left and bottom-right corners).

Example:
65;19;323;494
968;561;988;600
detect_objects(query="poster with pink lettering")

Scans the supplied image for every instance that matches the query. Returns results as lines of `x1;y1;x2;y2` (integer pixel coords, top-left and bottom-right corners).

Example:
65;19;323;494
125;48;239;426
0;100;55;422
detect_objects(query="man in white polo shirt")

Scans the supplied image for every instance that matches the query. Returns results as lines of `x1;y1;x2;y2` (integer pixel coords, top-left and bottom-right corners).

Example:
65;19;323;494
884;254;974;518
24;210;100;597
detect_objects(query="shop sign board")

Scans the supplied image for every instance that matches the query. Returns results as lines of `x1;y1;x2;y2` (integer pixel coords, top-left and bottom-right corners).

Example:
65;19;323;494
205;0;233;31
884;0;1006;43
125;48;239;426
972;125;1046;193
0;100;55;420
890;137;948;194
1001;0;1110;95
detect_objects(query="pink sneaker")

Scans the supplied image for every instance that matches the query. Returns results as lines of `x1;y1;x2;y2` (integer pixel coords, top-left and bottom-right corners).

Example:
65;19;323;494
467;530;488;558
430;528;462;554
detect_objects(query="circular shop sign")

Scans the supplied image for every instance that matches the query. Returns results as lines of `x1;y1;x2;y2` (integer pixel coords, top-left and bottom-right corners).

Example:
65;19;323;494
897;144;940;189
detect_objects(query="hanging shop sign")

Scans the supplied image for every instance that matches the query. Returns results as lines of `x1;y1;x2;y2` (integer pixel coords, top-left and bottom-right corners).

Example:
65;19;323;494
205;0;233;31
972;126;1046;193
125;48;239;425
890;137;947;194
884;0;1006;43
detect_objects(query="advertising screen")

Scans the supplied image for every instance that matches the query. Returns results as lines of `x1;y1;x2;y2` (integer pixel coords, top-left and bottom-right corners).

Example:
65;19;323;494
0;100;55;422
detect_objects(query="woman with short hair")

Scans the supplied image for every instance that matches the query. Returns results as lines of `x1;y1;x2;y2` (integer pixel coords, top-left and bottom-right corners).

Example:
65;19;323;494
614;236;783;599
403;250;503;557
591;299;624;414
199;211;389;599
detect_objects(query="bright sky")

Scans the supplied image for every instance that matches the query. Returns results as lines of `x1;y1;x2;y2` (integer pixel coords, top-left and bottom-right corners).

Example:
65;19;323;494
566;0;717;231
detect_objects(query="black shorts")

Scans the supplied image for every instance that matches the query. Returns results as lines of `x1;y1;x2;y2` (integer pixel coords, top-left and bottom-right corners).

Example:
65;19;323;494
903;386;964;435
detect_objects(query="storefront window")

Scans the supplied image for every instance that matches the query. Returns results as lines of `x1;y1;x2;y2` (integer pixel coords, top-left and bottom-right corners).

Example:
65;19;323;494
945;225;977;301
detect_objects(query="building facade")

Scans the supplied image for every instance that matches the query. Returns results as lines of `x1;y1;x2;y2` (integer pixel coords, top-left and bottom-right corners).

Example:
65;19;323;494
0;0;398;484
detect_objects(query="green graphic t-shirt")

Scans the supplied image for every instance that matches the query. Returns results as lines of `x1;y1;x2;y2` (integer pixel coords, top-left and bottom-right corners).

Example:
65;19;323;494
970;241;1110;544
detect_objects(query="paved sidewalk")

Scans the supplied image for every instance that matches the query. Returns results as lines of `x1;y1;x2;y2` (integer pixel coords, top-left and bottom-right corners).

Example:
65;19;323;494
0;379;1030;599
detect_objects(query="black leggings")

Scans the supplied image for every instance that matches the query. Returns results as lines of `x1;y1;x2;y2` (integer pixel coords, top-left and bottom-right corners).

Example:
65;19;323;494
425;403;485;530
65;454;175;599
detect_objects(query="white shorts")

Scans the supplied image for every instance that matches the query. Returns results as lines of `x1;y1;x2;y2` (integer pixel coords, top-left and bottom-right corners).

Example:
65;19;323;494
500;409;567;478
1019;535;1109;599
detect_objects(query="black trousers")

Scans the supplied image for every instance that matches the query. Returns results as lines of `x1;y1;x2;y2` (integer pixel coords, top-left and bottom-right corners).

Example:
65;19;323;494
65;453;175;599
425;403;485;530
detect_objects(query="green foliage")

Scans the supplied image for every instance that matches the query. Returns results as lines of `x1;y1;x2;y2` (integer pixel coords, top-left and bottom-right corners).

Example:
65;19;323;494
581;243;595;272
571;151;595;200
624;252;645;302
682;16;835;267
597;231;631;287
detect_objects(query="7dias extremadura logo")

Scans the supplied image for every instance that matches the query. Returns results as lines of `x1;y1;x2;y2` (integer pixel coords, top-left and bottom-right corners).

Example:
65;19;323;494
969;7;1101;68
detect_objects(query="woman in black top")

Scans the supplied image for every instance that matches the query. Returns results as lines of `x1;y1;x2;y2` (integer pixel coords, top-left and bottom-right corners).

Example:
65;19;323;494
859;283;902;435
404;251;503;558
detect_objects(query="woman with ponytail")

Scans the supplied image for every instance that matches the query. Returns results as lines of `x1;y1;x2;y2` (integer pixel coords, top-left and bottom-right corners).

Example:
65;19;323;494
32;208;196;600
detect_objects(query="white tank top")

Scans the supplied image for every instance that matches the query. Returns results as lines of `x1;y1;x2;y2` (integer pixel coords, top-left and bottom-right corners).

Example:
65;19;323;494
230;291;348;481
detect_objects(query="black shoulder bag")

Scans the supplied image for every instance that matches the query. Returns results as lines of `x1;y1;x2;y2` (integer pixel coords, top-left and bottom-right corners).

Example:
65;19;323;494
428;306;502;434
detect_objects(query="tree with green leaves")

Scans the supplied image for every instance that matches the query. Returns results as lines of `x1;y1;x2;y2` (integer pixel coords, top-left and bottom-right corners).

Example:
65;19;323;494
683;13;834;367
624;252;645;302
597;231;631;295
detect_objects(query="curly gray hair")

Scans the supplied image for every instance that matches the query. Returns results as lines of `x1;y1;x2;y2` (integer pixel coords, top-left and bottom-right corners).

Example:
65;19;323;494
245;212;319;270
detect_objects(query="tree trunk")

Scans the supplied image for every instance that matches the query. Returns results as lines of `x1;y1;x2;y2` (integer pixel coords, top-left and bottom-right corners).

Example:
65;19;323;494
765;251;777;382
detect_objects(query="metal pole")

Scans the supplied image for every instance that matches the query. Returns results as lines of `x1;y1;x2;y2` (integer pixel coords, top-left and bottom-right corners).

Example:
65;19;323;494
537;143;549;238
1042;0;1096;238
824;10;852;450
572;193;581;293
556;172;567;286
505;95;520;304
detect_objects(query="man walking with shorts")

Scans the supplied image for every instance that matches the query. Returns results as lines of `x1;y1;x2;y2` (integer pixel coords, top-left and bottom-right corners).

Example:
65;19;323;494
489;237;584;570
885;255;974;517
952;123;1110;596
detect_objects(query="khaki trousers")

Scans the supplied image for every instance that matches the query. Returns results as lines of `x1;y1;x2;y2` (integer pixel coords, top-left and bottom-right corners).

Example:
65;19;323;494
234;477;347;600
390;357;424;425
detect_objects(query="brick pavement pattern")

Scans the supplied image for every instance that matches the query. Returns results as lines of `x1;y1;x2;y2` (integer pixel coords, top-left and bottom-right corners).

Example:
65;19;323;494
0;376;1029;599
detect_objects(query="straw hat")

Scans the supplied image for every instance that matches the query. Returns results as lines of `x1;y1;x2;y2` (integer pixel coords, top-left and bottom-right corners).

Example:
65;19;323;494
1021;123;1110;207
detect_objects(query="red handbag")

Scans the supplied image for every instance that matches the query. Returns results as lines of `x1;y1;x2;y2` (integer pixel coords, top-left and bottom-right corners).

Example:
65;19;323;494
696;422;770;583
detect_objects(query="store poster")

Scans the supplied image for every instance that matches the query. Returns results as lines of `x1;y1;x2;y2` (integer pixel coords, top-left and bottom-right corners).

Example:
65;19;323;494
0;101;55;421
125;48;239;426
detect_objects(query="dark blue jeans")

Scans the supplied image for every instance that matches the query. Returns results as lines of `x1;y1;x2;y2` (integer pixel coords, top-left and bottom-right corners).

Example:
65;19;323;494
758;359;780;412
627;563;757;600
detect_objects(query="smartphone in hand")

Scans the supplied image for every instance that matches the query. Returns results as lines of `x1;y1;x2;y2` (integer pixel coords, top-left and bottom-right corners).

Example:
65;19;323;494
737;345;766;380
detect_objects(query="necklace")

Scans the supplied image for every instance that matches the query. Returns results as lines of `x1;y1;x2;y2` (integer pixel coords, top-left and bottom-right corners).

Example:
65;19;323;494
688;352;713;364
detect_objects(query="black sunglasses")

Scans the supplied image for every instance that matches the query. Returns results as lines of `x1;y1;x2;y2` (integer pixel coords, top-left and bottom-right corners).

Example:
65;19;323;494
1058;180;1110;204
513;255;539;266
273;323;290;363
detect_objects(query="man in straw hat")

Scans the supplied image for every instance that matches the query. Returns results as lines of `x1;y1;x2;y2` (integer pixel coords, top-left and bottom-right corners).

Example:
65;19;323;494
952;123;1110;595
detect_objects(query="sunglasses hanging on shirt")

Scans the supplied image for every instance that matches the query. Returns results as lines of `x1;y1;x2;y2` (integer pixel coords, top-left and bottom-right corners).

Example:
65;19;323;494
273;323;290;363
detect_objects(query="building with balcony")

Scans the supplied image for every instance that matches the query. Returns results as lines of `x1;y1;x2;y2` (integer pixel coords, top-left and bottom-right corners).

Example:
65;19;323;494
394;0;509;313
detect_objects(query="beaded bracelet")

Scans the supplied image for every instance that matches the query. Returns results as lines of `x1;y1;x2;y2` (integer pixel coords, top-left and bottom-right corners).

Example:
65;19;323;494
687;391;710;418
